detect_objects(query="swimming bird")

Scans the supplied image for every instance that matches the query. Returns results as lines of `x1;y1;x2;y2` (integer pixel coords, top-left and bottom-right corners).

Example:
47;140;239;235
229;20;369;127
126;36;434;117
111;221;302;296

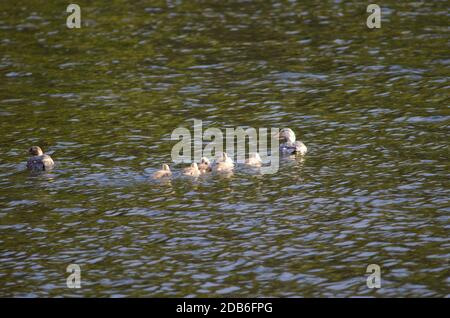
213;152;234;172
183;162;201;177
26;146;54;171
278;128;307;156
245;152;262;167
153;164;171;179
198;157;211;174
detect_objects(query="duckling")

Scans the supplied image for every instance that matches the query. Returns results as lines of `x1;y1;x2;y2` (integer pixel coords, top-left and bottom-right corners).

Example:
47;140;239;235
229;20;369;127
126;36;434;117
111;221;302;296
183;162;201;177
245;152;262;167
198;157;211;174
278;128;307;156
26;146;54;171
153;164;171;179
213;152;234;172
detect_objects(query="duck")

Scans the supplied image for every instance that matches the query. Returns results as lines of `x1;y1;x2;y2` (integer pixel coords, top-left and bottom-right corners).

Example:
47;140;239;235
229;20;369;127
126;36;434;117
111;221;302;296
26;146;54;171
213;152;234;172
183;162;201;177
278;128;307;156
198;157;211;174
153;164;171;179
245;152;262;167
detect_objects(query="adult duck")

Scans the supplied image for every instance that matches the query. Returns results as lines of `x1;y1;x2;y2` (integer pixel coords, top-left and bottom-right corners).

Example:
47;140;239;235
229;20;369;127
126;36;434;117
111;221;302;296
278;128;307;156
26;146;54;171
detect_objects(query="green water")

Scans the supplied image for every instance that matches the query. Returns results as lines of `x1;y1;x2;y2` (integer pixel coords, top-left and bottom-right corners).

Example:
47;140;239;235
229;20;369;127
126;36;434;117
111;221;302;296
0;1;449;297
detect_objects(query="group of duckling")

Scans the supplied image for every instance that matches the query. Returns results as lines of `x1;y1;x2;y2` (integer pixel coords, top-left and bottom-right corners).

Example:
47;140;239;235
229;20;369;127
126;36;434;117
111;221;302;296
26;128;307;177
152;151;261;179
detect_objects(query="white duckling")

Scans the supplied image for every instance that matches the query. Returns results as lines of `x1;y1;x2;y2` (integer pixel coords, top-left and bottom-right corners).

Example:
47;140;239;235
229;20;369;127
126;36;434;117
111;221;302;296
213;152;234;172
183;162;201;177
26;146;54;171
278;128;307;156
153;164;171;179
245;152;262;167
198;157;211;174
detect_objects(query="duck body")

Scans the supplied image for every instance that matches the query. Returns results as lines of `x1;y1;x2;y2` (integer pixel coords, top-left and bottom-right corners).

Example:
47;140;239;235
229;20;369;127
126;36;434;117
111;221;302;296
153;164;171;179
278;128;307;156
280;140;307;156
26;146;54;171
183;162;201;177
214;162;234;172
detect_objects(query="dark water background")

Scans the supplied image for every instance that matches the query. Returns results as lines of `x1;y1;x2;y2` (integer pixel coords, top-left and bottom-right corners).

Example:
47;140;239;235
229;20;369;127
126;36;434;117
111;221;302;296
0;1;449;297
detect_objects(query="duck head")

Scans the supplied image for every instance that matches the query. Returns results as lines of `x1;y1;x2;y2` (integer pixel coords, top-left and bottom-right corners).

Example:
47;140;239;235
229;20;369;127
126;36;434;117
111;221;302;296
250;152;262;161
278;128;296;143
29;146;43;156
200;157;210;166
218;152;233;163
162;164;170;171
